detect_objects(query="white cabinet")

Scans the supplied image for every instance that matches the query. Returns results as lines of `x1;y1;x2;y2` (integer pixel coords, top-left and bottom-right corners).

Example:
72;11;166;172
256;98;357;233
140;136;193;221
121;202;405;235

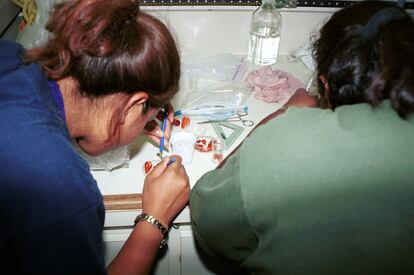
103;224;219;275
103;228;130;266
103;227;170;274
178;226;218;275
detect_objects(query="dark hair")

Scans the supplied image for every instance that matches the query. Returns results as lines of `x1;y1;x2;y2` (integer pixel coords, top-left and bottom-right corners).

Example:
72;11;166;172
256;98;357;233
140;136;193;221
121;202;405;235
313;1;414;118
25;0;180;108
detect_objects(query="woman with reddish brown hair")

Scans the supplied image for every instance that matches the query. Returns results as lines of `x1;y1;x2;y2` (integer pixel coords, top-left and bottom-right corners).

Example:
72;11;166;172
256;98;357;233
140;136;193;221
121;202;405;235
0;0;189;274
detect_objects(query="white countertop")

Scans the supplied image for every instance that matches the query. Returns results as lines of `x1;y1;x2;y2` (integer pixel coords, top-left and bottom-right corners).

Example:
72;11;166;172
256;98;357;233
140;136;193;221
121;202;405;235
92;56;312;227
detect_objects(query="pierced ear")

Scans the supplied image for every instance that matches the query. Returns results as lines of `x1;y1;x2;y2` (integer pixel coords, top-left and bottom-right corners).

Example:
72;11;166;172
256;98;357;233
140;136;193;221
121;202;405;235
120;92;149;124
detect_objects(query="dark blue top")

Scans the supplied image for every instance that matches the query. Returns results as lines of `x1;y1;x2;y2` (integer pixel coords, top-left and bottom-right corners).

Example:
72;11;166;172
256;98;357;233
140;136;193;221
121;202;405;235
0;40;106;274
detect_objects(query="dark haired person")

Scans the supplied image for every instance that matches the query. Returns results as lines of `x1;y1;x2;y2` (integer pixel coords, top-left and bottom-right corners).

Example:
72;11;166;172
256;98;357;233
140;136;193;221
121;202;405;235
0;0;189;274
190;1;414;274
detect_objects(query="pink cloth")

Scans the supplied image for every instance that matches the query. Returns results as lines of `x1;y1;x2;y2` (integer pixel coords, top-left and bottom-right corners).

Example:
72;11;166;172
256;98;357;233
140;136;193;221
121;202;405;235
245;66;305;105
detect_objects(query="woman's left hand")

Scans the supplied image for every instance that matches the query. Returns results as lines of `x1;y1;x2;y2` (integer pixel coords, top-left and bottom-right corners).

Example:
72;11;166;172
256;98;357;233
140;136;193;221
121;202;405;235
144;104;175;149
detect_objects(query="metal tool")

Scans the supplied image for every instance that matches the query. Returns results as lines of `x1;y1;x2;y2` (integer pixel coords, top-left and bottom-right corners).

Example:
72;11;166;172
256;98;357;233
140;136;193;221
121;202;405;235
200;110;254;127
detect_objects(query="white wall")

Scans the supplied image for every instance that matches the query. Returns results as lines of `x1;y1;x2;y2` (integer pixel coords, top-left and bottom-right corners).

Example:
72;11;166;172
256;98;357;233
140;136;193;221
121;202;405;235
145;7;337;56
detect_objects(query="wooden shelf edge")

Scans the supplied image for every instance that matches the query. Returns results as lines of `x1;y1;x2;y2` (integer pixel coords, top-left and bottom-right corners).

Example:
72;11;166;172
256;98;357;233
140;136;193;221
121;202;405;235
103;193;143;211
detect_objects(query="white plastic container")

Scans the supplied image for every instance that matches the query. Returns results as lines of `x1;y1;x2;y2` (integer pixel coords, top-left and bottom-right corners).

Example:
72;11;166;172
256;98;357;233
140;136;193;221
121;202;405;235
170;132;196;165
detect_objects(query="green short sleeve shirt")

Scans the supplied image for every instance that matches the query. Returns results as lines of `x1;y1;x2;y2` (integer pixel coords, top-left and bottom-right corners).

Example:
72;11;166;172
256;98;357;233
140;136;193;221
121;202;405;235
190;102;414;274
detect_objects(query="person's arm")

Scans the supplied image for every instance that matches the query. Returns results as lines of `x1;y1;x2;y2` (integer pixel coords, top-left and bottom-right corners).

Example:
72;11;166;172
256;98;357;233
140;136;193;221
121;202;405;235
107;156;190;275
190;153;256;263
258;88;318;126
106;222;164;275
218;88;317;168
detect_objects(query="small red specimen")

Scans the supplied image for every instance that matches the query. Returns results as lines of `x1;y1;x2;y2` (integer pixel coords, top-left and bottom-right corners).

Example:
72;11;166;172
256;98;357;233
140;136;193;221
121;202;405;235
144;161;153;175
172;119;181;126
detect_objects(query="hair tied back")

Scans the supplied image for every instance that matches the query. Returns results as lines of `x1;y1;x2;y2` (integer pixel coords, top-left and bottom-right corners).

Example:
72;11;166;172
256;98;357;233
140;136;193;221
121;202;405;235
361;7;408;41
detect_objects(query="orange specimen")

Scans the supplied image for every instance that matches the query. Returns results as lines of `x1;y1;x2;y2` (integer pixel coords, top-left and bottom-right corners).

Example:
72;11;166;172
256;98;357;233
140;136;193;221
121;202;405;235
181;116;191;129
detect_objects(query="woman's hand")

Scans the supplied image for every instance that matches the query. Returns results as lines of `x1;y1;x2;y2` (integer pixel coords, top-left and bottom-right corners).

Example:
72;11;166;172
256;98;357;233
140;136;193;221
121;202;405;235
142;156;190;227
107;156;189;275
144;104;175;149
259;88;318;125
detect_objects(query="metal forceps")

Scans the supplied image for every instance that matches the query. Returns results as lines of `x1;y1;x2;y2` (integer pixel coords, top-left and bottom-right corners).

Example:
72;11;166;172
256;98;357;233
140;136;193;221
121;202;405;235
227;110;255;126
201;110;255;126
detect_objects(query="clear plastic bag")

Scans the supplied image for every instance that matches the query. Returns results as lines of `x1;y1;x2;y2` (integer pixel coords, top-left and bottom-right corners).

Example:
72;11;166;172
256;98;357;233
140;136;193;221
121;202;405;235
75;143;131;171
176;81;251;122
17;0;64;48
181;53;246;82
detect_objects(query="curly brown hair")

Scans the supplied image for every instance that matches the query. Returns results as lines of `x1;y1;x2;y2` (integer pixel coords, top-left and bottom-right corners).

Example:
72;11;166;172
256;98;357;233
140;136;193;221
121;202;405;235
313;1;414;118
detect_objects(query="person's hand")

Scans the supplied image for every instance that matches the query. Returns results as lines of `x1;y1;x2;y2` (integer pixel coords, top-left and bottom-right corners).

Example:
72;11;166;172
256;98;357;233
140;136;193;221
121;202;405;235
144;104;175;149
259;88;318;125
142;156;190;228
286;88;318;108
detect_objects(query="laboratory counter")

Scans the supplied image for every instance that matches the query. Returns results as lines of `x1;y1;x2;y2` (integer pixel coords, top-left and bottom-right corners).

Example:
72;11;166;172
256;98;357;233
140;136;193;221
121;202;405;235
93;56;313;228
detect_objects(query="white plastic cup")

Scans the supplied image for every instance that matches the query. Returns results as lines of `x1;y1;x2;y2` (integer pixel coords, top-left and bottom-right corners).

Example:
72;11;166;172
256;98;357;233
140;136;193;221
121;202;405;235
170;132;196;165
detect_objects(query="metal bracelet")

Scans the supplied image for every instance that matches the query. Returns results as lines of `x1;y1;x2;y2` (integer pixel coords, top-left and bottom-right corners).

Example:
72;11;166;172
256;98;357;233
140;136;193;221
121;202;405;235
134;213;168;248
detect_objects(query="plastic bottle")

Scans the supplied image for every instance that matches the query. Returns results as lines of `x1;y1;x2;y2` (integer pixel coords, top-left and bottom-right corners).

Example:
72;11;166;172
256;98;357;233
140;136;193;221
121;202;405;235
247;0;282;66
